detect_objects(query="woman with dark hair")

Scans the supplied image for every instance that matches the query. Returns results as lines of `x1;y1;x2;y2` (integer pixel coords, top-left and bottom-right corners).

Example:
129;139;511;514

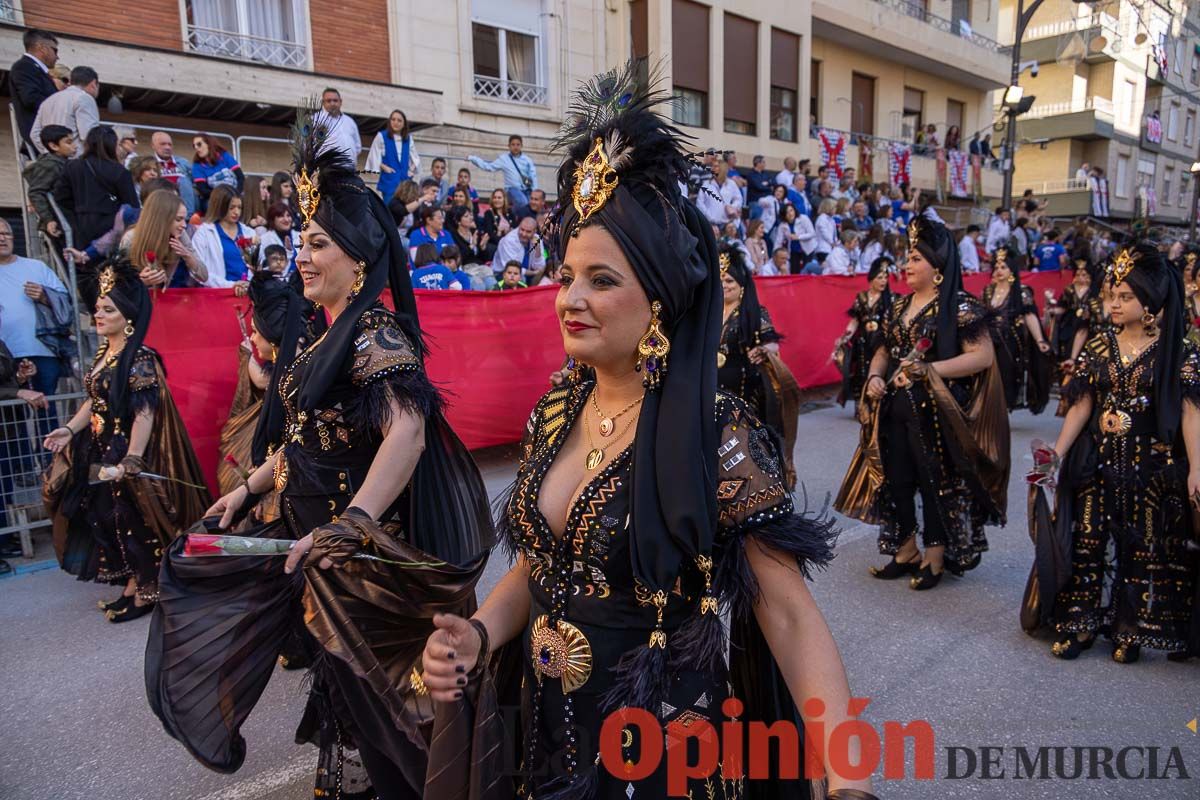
191;185;255;290
446;205;487;265
982;246;1053;413
407;205;453;259
1037;242;1200;663
477;186;515;246
417;64;874;800
146;104;494;798
717;242;800;484
836;217;1009;589
42;261;209;620
1049;259;1100;362
191;133;243;212
268;170;294;208
242;175;271;230
257;202;300;274
834;256;893;407
54;125;139;299
944;125;961;151
365;109;419;202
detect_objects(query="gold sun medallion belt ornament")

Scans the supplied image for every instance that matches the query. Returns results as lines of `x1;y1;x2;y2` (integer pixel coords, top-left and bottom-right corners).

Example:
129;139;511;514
1100;408;1132;437
530;614;592;693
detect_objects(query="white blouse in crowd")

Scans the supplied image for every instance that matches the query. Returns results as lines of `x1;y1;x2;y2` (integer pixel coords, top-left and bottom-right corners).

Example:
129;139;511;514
191;221;257;288
813;213;837;255
824;245;855;276
772;214;816;257
757;196;780;234
696;177;743;228
858;240;884;274
364;132;421;178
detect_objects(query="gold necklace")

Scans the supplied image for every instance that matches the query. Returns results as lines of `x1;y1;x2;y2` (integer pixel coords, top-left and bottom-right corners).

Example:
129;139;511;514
584;406;638;470
589;389;643;437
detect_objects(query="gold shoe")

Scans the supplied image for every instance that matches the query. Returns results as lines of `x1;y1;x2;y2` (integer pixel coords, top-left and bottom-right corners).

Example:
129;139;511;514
1112;643;1141;664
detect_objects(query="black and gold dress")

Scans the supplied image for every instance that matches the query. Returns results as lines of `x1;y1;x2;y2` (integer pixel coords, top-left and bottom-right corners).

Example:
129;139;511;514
982;282;1051;413
838;292;1009;570
717;305;780;418
1051;285;1093;363
54;343;209;600
838;291;890;406
216;349;268;496
1054;333;1200;651
502;381;835;798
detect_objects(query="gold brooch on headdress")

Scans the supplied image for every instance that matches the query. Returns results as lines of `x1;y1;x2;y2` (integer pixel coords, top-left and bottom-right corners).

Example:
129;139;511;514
98;266;116;298
907;219;920;250
1110;248;1136;285
572;138;619;224
994;248;1007;270
1187;253;1197;269
294;167;320;227
718;253;731;276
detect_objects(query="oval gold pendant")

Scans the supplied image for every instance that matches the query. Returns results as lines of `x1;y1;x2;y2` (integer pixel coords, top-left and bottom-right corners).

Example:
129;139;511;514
585;448;604;470
598;417;614;437
716;352;727;368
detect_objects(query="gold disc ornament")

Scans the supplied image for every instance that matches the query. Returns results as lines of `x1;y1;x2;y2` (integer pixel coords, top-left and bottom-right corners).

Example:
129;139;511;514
586;448;604;470
716;352;727;368
598;417;614;437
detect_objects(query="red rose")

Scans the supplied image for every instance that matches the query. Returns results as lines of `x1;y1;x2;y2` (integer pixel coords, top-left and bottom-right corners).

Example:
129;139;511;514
182;533;224;557
1193;317;1200;328
1032;448;1054;466
145;250;156;264
915;337;933;353
236;236;251;249
223;454;239;466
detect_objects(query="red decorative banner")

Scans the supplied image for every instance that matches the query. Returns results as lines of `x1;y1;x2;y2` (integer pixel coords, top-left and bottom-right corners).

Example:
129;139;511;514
146;273;1073;493
947;150;970;198
817;128;846;178
888;143;911;186
857;136;873;183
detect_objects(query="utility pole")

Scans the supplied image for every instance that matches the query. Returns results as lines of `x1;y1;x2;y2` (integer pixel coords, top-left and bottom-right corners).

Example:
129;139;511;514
1001;0;1046;212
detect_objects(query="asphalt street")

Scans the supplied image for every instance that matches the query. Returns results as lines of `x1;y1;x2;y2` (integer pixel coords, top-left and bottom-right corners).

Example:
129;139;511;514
2;399;1197;800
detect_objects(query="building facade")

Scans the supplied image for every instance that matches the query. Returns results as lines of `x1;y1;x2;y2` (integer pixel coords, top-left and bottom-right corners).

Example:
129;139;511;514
1002;0;1200;227
0;0;1009;219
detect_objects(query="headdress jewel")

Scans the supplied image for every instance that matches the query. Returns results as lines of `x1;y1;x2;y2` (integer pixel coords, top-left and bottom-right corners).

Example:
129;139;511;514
1110;247;1137;285
571;137;619;224
907;219;920;250
99;265;116;298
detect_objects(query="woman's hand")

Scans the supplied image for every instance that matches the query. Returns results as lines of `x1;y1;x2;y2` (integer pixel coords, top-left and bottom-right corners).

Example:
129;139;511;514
139;266;167;287
240;337;253;354
380;164;395;174
97;464;125;482
63;247;89;264
283;533;333;574
1037;340;1051;353
865;374;886;400
207;485;249;529
18;389;47;410
748;346;769;365
1188;469;1200;511
43;427;72;453
233;281;250;298
421;613;482;702
168;235;191;260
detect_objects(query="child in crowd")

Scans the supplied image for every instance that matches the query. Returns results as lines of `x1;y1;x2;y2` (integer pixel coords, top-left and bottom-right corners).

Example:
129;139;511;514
439;245;474;291
22;124;75;240
261;244;289;278
410;242;463;290
493;260;527;291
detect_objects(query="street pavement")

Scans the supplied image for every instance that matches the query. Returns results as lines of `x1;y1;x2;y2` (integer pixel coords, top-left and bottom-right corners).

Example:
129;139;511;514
1;399;1197;799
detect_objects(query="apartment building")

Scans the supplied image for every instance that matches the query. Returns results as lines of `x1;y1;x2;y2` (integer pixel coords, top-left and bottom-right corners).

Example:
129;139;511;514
1001;0;1200;226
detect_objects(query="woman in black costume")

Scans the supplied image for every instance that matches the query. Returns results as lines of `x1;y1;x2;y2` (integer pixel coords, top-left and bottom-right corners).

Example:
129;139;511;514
834;257;893;408
980;246;1052;413
1048;259;1097;363
42;262;210;620
836;217;1010;589
1039;242;1200;664
418;65;876;800
717;242;801;484
145;110;494;799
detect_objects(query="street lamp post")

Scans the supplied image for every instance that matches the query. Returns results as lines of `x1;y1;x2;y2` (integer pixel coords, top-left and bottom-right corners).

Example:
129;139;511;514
1001;0;1046;211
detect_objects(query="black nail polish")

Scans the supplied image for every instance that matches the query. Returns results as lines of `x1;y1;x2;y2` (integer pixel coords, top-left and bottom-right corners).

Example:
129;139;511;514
456;677;466;686
447;651;456;659
453;691;463;699
455;664;465;673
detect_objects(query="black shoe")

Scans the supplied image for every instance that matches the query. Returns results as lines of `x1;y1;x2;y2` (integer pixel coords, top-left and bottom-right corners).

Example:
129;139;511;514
1051;634;1095;660
944;552;981;576
909;563;943;590
869;554;921;579
107;601;154;623
98;593;132;613
1112;643;1141;664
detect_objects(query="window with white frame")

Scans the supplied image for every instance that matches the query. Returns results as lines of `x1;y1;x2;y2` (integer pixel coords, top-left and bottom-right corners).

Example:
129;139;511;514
471;0;547;105
1115;154;1130;198
185;0;308;68
1187;110;1196;146
1163;168;1173;205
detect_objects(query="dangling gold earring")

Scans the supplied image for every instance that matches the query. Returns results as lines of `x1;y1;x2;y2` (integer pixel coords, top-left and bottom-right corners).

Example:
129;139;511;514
1142;311;1158;336
1007;274;1015;284
348;261;366;303
636;300;670;390
564;355;587;383
932;272;944;286
123;322;135;337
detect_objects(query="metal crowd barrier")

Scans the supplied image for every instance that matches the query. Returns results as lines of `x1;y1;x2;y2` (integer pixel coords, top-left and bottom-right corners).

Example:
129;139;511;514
0;392;84;558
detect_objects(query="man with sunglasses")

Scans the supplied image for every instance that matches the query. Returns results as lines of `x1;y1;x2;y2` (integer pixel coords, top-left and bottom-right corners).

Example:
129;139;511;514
8;29;59;153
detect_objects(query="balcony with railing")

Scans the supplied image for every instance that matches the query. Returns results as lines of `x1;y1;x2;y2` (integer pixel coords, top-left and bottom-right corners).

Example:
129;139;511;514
873;0;1003;52
996;96;1116;141
185;24;307;69
472;75;548;106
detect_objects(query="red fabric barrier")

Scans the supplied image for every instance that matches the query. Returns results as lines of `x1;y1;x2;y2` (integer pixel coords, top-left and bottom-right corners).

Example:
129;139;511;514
144;272;1072;493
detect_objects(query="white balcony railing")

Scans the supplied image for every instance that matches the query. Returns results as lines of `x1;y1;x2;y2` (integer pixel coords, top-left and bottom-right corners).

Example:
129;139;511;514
186;24;307;69
1024;11;1119;42
473;75;549;106
995;96;1115;120
871;0;1003;51
1013;179;1090;195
